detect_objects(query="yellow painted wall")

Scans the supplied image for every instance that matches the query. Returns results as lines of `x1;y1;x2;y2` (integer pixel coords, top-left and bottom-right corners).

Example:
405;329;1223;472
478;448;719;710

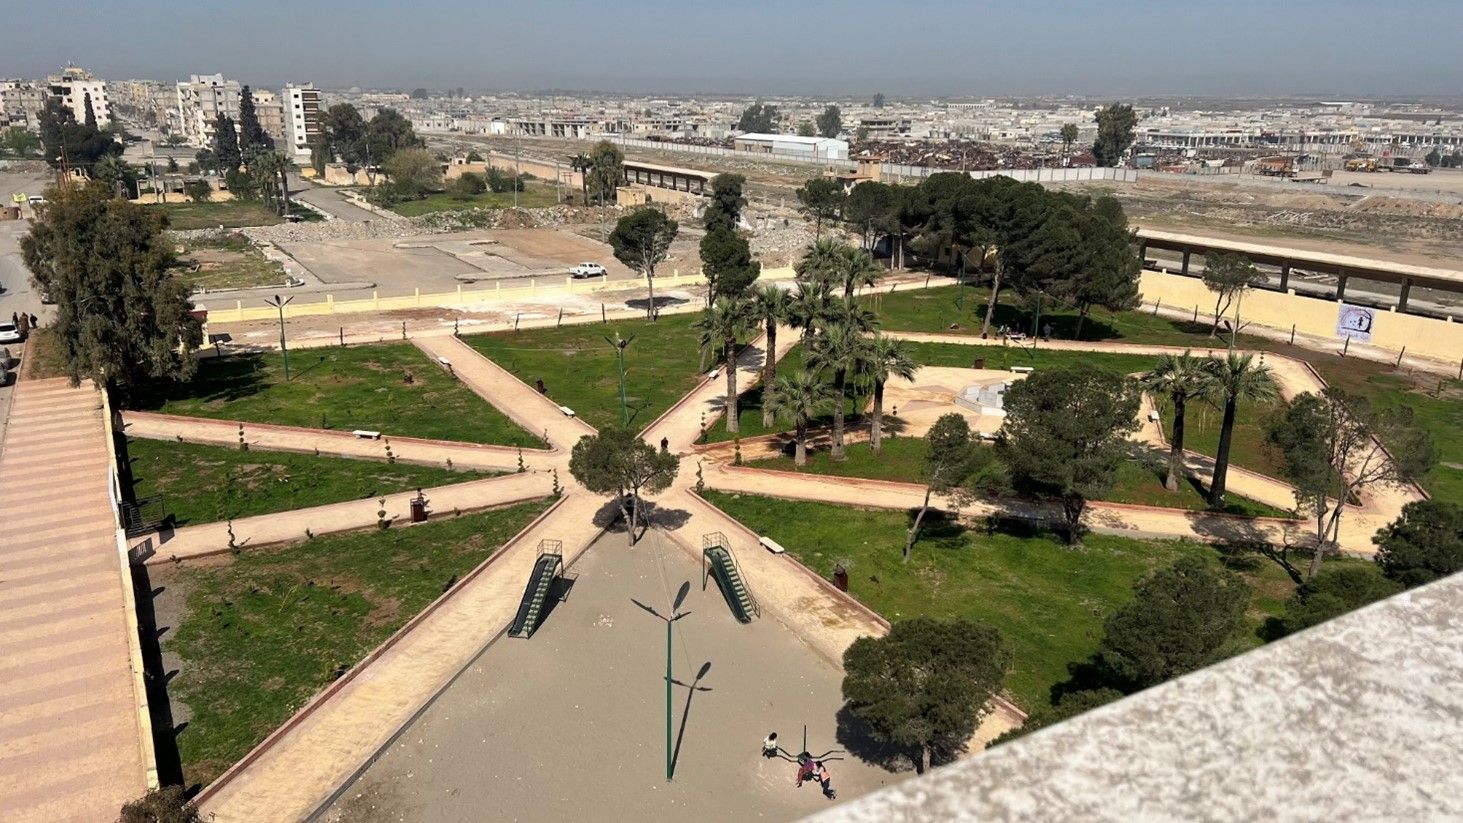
1139;270;1463;362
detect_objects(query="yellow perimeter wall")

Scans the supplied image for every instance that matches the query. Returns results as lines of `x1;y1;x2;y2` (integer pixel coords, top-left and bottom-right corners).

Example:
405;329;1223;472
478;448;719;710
1140;270;1463;363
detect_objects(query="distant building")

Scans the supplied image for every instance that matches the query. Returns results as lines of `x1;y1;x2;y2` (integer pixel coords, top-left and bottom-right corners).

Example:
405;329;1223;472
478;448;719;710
176;74;243;147
732;133;848;161
250;88;286;145
0;80;47;130
283;84;321;161
46;65;110;127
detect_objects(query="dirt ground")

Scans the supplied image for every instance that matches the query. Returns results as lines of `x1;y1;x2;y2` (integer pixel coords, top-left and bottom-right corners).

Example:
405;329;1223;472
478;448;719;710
322;529;908;822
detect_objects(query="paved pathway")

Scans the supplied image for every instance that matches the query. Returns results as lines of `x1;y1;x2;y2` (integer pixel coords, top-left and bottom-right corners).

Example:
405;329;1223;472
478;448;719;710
0;378;150;821
288;177;381;223
136;471;555;564
124;411;543;472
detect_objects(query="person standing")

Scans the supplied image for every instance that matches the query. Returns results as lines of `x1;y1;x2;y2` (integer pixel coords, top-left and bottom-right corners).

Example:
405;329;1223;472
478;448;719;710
762;732;779;758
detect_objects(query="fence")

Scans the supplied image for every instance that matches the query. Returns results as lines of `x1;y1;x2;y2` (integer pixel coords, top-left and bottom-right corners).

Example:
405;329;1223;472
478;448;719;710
202;266;798;324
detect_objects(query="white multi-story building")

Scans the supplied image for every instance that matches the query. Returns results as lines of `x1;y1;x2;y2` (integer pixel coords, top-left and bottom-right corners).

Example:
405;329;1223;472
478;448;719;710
46;65;110;127
175;73;241;147
283;83;321;160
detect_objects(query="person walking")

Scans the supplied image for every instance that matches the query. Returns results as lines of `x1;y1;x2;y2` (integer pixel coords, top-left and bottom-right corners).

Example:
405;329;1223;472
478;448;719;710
816;762;836;799
795;753;815;787
30;313;38;330
762;732;779;758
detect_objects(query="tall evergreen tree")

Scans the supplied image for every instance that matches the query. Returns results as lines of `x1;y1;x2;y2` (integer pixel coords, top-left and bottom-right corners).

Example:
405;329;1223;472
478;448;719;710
237;85;273;151
702;173;747;233
83;92;97;131
212;114;242;174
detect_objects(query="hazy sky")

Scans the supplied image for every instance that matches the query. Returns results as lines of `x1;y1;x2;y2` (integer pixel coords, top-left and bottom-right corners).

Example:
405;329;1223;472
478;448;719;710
6;0;1461;97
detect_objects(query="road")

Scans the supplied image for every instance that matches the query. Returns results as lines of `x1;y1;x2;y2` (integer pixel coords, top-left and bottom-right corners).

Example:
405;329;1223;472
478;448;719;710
0;169;55;455
287;175;380;222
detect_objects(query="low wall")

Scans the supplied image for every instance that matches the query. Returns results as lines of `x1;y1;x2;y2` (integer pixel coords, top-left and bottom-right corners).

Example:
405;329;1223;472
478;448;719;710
1139;269;1463;363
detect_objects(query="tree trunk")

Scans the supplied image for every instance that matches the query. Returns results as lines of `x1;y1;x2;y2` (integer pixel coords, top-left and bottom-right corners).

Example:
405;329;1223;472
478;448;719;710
920;743;931;775
628;490;640;545
1074;305;1088;340
871;380;885;454
903;487;933;562
1165;395;1185;492
1208;396;1238;508
724;336;739;433
762;321;778;428
279;169;290;219
1210;294;1228;337
1062;495;1085;545
831;368;847;460
646;267;657;320
813;213;822;241
794;422;808;466
617;489;634;546
980;259;1002;337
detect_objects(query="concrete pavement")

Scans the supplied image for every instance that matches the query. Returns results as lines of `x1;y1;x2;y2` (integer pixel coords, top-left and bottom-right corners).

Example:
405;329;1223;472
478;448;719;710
287;177;380;222
0;378;150;821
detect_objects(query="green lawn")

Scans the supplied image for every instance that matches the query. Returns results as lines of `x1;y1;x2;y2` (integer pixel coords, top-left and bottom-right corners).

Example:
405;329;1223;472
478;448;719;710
874;283;1259;348
703;491;1297;709
744;438;1291;518
702;345;865;444
152;200;284;230
127;439;486;526
161;499;552;786
389;184;559;217
173;231;285;291
1310;362;1463;506
902;340;1159;375
462;314;706;430
135;343;544;447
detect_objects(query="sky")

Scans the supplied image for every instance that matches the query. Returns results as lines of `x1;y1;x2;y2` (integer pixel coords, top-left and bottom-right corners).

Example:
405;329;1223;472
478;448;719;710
5;0;1462;98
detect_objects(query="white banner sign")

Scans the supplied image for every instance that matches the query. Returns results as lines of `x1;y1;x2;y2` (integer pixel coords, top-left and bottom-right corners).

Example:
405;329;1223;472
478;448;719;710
1336;303;1375;343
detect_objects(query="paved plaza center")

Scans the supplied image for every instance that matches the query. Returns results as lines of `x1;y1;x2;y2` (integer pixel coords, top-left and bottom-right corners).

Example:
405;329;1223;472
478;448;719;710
324;529;903;822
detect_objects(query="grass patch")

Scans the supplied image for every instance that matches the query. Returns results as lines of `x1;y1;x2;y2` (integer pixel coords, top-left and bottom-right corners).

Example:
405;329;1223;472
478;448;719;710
702;491;1291;709
160;499;552;786
389;184;559;217
152;200;284;230
134;343;544;448
744;438;1291;517
463;314;706;430
18;327;69;380
701;345;865;443
172;231;285;291
127;438;485;526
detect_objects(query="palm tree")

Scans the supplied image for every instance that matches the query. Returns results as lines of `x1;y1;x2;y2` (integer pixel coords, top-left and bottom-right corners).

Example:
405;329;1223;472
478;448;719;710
751;284;794;427
767;370;834;467
788;279;834;347
1205;352;1279;508
863;335;918;454
695;296;757;434
1139;351;1211;492
569;153;591;203
833;244;883;299
251;151;292;218
807;319;871;460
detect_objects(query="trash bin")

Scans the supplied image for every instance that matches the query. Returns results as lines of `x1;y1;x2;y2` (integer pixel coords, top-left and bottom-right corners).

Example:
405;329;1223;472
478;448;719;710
832;564;849;592
409;489;429;523
973;357;985;369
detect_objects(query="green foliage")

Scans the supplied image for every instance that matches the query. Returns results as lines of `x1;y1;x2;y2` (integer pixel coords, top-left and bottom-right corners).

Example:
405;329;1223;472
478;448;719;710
1206;352;1280;509
237;85;273;151
998;367;1141;542
586;140;624;205
364;108;422;166
1277;564;1400;636
212;114;242;174
608;208;678;319
410;87;430;99
992;688;1122;745
699;225;760;298
1092;102;1138;166
92;154;139;199
1059;123;1079;153
694;295;758;432
38;97;120;171
119;786;201;823
452;172;487;199
321;103;367;170
872;92;886;108
465;150;484;162
569;427;679;542
20;184;202;402
816;104;842;138
843;181;898;248
0;125;41;157
796;121;816;137
1140;351;1213;491
702;173;747;233
182;179;212;204
842;618;1011;771
766;369;836;465
1099;555;1250;689
373;147;441;204
1374;500;1463;588
1200;253;1267;337
736;102;778;133
795;176;846;238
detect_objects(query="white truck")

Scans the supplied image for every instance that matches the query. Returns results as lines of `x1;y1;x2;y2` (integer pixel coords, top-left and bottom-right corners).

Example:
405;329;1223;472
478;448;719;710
569;262;608;279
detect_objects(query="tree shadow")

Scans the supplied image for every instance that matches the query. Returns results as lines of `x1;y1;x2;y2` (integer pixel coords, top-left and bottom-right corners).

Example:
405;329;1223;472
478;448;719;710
1049;654;1135;705
625;295;690;315
132;353;270;410
834;703;916;774
131;566;186;787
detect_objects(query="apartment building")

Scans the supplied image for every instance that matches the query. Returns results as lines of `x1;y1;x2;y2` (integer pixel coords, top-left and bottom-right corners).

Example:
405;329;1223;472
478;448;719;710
250;88;286;144
0;80;46;130
283;84;322;160
46;65;110;127
175;73;241;146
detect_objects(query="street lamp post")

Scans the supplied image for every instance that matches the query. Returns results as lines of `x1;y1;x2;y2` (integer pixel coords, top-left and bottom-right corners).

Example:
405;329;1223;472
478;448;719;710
605;332;635;426
633;581;691;782
1031;289;1044;352
264;294;294;380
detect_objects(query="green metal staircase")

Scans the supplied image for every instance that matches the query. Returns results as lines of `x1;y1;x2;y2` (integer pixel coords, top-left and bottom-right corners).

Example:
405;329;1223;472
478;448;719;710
510;540;564;638
702;532;759;624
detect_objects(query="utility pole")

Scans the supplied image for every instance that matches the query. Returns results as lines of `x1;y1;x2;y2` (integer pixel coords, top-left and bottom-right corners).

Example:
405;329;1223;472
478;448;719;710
514;129;521;208
264;294;295;380
605;332;636;425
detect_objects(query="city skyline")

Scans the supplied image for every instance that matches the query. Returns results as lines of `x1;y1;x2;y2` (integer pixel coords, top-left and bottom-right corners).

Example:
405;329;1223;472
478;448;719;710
3;0;1461;97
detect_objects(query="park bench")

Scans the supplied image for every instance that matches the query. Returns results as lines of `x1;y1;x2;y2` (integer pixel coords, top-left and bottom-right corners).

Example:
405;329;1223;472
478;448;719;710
353;430;382;439
558;405;576;417
759;535;786;555
1010;366;1034;374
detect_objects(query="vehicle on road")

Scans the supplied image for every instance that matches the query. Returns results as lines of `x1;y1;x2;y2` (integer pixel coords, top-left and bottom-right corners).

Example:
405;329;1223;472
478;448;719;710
569;262;608;279
0;322;22;344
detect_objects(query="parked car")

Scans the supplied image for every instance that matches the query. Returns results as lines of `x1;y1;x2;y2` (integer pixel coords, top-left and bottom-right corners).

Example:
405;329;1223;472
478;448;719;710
0;322;22;344
569;262;608;279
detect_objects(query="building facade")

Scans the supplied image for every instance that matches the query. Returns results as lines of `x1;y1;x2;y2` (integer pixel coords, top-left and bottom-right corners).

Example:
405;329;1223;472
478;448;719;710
250;88;286;144
0;80;46;130
175;73;241;147
283;84;321;161
46;66;110;127
732;133;849;161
